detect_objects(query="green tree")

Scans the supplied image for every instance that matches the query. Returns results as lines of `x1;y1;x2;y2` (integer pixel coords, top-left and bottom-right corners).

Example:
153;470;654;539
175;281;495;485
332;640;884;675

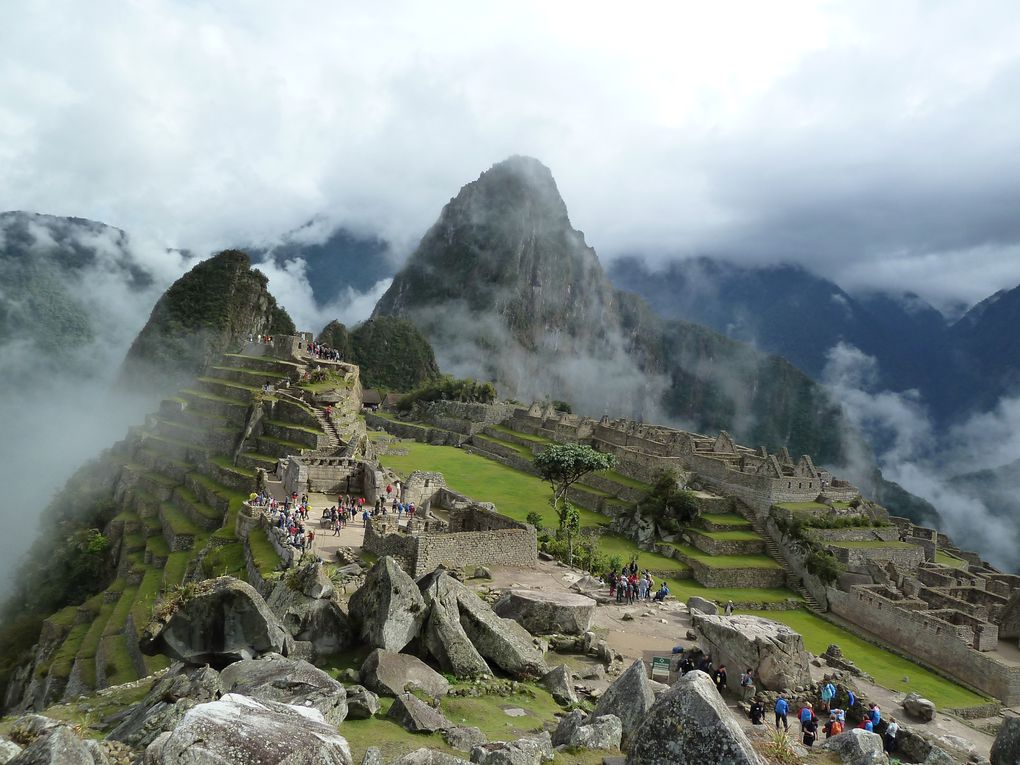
636;471;699;525
533;443;615;544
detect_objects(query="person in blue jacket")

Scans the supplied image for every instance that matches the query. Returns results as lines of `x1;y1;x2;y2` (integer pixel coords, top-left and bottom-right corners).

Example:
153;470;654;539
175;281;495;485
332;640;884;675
774;694;789;730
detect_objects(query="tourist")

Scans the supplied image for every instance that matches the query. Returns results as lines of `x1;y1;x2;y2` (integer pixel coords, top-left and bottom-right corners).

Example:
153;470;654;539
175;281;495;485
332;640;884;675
637;574;648;601
608;569;618;597
883;717;899;753
652;582;670;601
798;702;815;731
774;694;789;731
713;665;728;692
829;714;844;737
860;718;874;733
803;717;818;748
739;669;755;702
820;680;836;712
868;703;881;727
749;698;765;725
724;600;734;616
644;574;654;601
846;689;855;709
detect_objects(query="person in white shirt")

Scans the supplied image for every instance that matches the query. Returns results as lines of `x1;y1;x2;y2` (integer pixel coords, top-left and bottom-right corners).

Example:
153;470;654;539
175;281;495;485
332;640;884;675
883;718;899;754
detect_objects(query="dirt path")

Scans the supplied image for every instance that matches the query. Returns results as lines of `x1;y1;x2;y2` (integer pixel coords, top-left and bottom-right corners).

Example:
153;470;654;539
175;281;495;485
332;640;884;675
483;560;996;760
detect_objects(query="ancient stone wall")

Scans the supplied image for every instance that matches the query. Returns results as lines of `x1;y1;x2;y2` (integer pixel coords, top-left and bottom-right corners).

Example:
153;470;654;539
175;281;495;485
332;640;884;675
402;471;445;507
828;544;926;570
413;527;536;577
283;456;364;496
411;400;518;435
446;503;528;533
828;587;1020;704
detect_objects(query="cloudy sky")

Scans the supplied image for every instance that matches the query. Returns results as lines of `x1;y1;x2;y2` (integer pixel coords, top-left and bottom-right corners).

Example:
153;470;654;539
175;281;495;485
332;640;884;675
3;1;1020;309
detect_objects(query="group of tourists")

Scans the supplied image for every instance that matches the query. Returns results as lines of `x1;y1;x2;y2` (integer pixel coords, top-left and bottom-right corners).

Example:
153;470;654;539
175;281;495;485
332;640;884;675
607;563;671;603
306;340;343;362
762;686;898;752
322;486;419;535
253;491;316;552
249;334;274;345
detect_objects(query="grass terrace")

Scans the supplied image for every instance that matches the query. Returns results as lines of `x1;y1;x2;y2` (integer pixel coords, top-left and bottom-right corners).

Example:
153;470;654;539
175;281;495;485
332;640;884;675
488;424;553;445
162;551;192;590
671;544;781;569
248;527;282;576
775;501;829;512
700;512;751;527
203;542;248;579
936;550;969;569
377;439;796;603
697;529;763;541
754;609;989;709
474;434;534;460
600;470;653;492
827;540;918;550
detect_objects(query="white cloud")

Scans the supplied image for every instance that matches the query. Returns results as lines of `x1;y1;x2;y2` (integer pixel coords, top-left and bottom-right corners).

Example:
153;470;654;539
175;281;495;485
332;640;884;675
1;1;1020;305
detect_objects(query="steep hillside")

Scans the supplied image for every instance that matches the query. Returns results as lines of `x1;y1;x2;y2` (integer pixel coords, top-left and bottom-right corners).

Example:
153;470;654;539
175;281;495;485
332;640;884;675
120;251;294;390
374;157;852;464
950;284;1020;415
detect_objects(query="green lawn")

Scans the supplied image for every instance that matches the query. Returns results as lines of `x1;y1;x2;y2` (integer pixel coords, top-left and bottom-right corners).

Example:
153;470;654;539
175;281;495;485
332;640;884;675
338;681;613;764
752;609;989;709
378;440;797;602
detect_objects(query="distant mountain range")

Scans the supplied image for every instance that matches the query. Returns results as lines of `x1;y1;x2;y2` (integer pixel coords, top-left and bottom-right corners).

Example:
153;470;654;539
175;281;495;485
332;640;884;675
607;256;1020;429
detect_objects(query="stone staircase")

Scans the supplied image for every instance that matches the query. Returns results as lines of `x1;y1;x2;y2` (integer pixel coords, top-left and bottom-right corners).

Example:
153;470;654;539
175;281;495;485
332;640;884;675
312;407;343;452
736;504;826;613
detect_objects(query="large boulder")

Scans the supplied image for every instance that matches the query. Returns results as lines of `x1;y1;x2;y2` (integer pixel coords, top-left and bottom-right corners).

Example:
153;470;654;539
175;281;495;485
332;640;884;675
591;659;655;749
992;717;1020;765
392;750;472;765
626;670;762;765
539;664;576;706
139;577;289;668
691;613;811;691
455;588;547;678
349;557;426;652
686;596;718;615
419;571;546;678
218;654;348;725
902;692;936;722
6;725;95;765
108;664;221;748
421;597;491;678
141;693;352;764
551;713;621;751
0;740;21;764
266;565;353;657
445;727;487;753
359;649;450;698
492;590;596;635
344;685;381;719
821;728;889;765
387;693;454;734
469;732;553;765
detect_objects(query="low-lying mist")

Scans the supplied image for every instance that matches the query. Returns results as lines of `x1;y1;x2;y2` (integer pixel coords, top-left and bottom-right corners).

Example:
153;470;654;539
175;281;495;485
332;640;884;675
823;342;1020;571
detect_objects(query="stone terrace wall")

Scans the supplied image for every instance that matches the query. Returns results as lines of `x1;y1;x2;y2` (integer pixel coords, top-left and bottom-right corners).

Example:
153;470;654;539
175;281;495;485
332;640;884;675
829;544;926;570
283;456;365;496
411;401;518;436
829;587;1020;705
413;527;536;578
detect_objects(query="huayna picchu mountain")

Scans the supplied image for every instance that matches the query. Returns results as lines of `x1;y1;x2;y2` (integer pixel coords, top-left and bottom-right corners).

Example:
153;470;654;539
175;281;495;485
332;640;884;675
374;156;851;465
120;250;295;391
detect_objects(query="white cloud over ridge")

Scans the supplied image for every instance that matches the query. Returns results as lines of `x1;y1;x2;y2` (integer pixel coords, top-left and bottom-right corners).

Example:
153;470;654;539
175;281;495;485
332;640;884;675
2;2;1020;307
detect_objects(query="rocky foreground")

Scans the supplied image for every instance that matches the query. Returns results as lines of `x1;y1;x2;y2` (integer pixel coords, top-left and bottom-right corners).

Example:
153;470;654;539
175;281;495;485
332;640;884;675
1;557;1016;764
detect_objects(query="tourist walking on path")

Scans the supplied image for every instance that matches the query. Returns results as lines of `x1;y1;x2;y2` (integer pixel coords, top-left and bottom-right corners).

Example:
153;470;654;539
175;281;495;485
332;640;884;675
799;702;815;732
724;599;734;616
774;695;789;731
739;669;755;702
713;665;728;693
